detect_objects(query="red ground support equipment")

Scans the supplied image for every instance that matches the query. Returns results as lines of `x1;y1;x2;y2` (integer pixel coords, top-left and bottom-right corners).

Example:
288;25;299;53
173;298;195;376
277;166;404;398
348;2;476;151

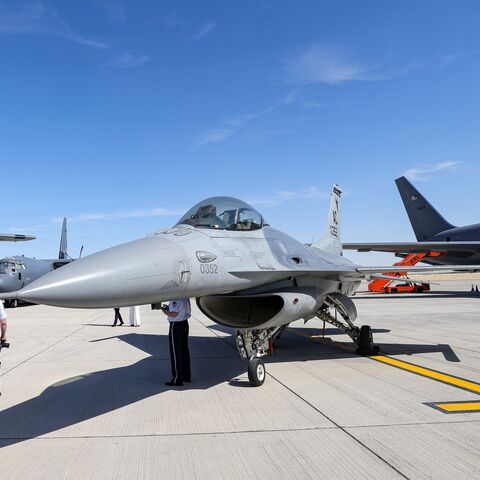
368;252;441;293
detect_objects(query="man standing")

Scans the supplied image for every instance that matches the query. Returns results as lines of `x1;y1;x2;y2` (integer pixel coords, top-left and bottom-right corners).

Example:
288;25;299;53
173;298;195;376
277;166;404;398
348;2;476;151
112;307;124;327
0;300;7;347
162;298;191;386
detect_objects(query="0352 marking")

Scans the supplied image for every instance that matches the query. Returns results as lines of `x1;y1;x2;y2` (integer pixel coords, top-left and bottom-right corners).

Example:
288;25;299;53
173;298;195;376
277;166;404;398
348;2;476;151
200;263;218;274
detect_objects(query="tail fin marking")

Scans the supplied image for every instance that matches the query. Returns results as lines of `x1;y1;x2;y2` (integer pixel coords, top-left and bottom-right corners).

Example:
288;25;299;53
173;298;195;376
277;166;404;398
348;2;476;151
312;184;342;255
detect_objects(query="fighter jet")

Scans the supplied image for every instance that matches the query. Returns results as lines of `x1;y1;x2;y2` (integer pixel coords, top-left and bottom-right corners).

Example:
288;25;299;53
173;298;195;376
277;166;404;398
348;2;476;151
0;218;71;307
343;176;480;266
2;187;479;386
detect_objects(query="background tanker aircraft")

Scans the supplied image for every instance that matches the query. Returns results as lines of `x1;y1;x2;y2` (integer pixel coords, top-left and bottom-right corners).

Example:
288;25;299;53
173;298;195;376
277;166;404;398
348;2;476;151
0;218;71;307
3;187;480;386
344;176;480;266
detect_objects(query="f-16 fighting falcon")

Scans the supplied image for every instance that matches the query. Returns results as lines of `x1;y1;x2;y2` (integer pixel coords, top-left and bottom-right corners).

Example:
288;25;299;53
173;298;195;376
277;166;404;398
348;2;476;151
0;218;71;307
2;187;479;386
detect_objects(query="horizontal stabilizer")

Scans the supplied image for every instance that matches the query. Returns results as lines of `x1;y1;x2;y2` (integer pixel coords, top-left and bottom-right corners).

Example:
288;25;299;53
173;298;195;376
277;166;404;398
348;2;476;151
357;265;480;274
367;274;438;285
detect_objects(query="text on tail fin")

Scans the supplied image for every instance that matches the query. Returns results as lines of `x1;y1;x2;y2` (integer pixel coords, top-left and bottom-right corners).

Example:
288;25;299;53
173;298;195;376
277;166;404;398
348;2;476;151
312;184;343;255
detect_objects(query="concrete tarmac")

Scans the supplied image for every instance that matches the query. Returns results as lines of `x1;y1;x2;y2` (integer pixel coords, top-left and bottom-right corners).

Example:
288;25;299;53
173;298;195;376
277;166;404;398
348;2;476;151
1;281;479;479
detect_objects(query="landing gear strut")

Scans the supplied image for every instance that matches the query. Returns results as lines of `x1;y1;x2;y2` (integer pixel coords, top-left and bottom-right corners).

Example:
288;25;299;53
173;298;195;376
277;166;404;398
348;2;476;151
316;293;379;355
236;327;280;387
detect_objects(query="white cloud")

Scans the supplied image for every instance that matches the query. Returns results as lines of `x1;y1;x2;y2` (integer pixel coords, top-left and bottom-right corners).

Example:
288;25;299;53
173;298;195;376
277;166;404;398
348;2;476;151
281;44;415;86
94;0;126;22
52;207;183;224
193;20;215;40
196;107;273;146
106;53;151;68
403;161;461;181
0;1;107;48
281;88;302;104
284;44;383;85
247;187;328;207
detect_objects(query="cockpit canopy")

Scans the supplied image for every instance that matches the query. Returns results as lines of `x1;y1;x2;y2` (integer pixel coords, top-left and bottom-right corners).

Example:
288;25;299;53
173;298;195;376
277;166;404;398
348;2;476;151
176;196;266;231
0;258;26;274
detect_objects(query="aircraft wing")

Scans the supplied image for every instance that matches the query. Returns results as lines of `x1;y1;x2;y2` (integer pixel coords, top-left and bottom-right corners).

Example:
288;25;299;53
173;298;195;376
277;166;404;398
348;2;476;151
229;263;480;282
0;233;36;242
343;241;480;253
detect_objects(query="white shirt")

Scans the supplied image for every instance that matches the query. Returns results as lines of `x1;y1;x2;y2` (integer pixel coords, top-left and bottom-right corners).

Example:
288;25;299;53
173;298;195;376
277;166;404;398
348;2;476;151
0;301;6;321
167;298;191;322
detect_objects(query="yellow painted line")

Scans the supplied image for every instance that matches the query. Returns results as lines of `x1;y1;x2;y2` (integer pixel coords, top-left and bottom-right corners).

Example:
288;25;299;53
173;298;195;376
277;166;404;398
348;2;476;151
294;329;480;411
370;355;480;394
434;402;480;413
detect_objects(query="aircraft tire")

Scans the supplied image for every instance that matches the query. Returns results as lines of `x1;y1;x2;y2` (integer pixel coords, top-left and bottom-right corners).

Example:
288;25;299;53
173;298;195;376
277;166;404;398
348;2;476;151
10;299;17;308
248;357;266;387
356;325;380;356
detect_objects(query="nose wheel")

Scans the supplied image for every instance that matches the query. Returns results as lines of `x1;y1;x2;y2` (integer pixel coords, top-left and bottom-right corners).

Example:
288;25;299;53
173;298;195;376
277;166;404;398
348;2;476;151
248;357;266;387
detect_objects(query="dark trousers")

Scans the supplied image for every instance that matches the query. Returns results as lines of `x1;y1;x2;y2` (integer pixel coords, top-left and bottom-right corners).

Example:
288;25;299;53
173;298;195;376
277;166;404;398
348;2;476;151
168;320;191;382
113;308;124;325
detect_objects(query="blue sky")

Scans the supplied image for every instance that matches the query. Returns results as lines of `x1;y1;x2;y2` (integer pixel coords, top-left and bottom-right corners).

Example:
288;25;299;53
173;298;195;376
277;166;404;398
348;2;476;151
1;0;479;265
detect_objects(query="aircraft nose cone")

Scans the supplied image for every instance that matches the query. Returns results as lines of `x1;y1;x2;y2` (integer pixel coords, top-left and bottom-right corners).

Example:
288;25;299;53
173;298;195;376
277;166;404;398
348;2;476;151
17;236;187;308
0;275;14;294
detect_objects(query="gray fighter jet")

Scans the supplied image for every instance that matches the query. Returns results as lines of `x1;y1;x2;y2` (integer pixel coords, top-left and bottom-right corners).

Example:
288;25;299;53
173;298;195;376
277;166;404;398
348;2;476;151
344;176;480;265
2;187;479;385
0;218;71;307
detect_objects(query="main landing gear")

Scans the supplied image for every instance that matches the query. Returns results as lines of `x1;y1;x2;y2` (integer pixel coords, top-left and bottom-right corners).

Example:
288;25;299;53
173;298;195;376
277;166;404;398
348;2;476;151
236;327;281;387
316;293;380;356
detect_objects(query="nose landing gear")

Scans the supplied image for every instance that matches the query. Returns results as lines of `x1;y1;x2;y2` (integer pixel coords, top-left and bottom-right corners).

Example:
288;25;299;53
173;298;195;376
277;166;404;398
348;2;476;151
236;327;281;387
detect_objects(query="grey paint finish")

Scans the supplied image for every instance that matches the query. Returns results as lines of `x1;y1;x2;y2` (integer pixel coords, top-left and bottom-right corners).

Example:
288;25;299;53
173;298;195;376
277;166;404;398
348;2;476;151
2;188;480;384
344;176;480;266
0;218;71;299
1;189;362;309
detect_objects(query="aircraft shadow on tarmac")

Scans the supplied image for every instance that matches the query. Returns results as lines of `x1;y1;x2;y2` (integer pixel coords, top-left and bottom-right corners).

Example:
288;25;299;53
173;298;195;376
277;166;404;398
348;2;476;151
0;329;459;447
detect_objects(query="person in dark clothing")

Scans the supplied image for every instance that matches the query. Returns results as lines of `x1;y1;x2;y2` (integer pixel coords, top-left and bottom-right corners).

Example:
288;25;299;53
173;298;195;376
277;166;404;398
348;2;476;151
161;299;191;386
112;307;124;327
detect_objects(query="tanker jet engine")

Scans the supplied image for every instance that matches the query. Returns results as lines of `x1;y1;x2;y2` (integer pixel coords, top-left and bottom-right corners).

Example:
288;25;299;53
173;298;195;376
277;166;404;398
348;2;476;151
2;187;480;386
0;218;71;307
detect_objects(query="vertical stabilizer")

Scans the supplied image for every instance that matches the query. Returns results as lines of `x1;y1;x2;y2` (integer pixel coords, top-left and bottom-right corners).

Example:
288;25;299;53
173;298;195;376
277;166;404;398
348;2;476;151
312;184;342;255
395;177;455;241
58;218;68;259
